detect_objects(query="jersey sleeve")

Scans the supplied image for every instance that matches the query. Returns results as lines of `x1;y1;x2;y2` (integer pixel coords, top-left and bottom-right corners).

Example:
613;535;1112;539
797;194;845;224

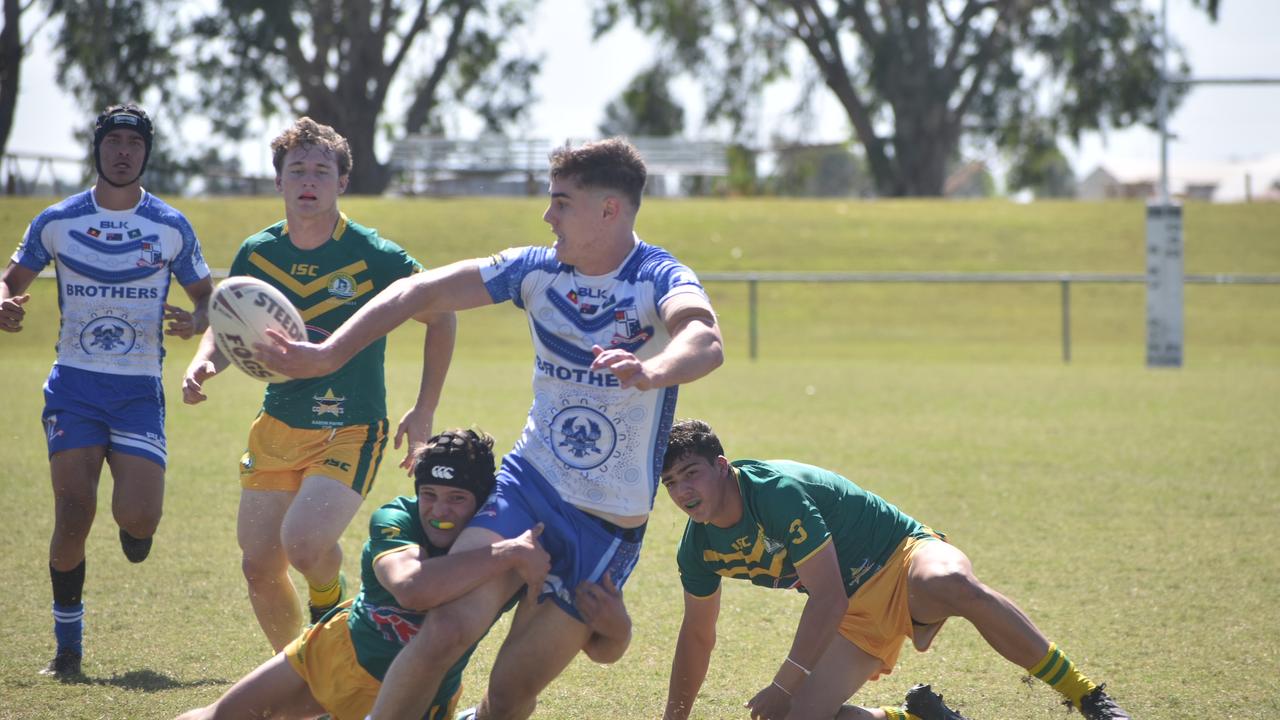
756;475;833;569
376;237;424;279
170;215;211;286
652;258;710;309
12;220;52;271
676;528;722;598
227;241;252;278
477;246;555;309
367;502;421;560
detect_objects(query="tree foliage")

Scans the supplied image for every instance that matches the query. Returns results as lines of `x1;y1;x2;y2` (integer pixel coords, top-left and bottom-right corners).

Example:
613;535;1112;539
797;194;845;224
599;64;685;137
598;0;1219;197
190;0;540;194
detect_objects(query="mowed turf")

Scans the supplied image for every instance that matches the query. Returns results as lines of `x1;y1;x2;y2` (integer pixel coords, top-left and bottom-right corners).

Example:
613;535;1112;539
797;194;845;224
0;197;1277;719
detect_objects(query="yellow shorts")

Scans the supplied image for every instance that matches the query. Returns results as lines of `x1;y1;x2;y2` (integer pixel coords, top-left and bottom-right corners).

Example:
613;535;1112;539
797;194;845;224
838;532;942;680
284;604;461;720
240;412;388;496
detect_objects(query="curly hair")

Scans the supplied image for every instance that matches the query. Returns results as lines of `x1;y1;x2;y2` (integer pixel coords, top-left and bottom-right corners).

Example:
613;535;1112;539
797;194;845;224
412;428;498;503
549;137;647;209
270;117;353;177
662;419;725;473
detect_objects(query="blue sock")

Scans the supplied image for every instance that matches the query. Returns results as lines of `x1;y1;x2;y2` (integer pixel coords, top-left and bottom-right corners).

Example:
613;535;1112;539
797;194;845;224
52;602;84;655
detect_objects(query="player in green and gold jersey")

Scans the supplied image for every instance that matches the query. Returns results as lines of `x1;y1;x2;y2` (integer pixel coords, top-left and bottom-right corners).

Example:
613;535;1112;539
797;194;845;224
175;428;632;720
659;419;1131;720
181;117;457;651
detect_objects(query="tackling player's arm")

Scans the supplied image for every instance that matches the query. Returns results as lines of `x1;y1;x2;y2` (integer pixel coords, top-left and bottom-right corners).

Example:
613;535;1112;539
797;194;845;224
164;275;214;339
663;587;722;720
181;327;231;405
590;293;724;391
0;262;38;333
744;541;847;720
258;258;492;379
374;524;549;612
395;307;457;472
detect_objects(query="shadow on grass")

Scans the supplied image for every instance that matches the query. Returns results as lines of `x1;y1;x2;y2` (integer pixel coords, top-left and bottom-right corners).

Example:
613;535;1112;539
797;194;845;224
53;669;230;691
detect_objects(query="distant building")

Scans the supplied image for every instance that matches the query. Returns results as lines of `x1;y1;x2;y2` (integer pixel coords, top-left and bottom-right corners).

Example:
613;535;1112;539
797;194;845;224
1077;165;1215;202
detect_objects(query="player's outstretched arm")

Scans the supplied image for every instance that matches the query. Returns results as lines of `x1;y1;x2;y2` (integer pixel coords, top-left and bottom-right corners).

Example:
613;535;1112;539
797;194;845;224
374;524;549;612
577;571;632;664
181;327;231;405
395;309;457;472
590;295;724;390
0;262;38;333
257;259;490;379
745;541;848;720
664;588;722;720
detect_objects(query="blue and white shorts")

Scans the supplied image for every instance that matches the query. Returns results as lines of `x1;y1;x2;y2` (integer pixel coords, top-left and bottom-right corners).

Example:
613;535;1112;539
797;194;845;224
469;454;646;621
41;364;167;468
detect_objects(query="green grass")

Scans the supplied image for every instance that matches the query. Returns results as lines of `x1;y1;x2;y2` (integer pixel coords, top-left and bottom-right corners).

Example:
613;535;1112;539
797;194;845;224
1;197;1278;718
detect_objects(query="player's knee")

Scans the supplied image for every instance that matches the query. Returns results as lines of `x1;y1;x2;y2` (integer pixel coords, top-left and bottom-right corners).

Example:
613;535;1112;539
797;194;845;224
241;549;287;583
52;494;96;528
423;607;488;658
917;565;986;611
283;538;332;575
114;506;160;539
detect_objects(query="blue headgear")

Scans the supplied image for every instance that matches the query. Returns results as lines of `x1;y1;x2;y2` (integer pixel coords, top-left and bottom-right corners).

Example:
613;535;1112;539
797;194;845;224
93;104;154;187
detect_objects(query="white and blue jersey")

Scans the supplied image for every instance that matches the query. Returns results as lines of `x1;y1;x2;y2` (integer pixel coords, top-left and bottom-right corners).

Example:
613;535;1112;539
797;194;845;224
478;237;709;518
12;188;210;378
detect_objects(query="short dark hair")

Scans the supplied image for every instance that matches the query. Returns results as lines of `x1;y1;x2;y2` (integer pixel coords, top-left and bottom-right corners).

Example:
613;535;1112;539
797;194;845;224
270;117;352;177
662;419;725;472
412;428;498;504
549;137;647;209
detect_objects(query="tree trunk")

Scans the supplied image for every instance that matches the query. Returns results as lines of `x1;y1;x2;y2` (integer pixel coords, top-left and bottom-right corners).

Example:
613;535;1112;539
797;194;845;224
0;0;22;159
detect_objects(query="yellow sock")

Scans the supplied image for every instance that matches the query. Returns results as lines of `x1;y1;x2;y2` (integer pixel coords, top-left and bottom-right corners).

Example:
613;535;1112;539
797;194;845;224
1027;641;1098;708
308;574;342;609
881;709;921;720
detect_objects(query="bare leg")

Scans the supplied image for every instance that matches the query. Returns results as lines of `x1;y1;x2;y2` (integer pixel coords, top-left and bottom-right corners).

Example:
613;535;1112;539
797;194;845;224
906;540;1049;668
238;489;300;651
49;447;107;571
369;527;525;720
279;475;362;587
174;652;326;720
477;597;592;720
107;451;165;540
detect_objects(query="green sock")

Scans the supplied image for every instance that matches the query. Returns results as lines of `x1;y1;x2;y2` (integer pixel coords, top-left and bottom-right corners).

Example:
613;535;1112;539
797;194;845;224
1027;641;1098;708
308;574;342;608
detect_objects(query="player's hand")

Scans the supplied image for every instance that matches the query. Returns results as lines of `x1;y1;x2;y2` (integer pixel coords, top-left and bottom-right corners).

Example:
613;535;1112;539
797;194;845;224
182;360;218;405
590;344;657;390
575;571;630;642
497;523;550;599
256;328;338;379
744;681;792;720
0;293;30;332
395;406;434;474
163;303;199;339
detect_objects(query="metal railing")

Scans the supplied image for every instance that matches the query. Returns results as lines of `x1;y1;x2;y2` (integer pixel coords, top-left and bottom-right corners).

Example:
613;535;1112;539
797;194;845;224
33;268;1279;362
699;271;1280;362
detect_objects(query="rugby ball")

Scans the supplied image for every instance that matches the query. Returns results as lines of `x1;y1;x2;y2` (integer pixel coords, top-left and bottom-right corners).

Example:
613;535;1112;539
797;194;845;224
209;276;307;383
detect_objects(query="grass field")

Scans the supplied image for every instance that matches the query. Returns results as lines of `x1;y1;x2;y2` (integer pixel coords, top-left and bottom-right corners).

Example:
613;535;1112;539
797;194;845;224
1;197;1278;719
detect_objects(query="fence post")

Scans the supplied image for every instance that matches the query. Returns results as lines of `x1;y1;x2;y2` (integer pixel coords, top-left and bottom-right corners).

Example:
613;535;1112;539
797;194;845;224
1061;280;1071;363
748;279;758;361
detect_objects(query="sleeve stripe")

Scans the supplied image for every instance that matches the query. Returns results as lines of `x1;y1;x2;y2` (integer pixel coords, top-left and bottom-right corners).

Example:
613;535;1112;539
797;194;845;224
791;536;833;567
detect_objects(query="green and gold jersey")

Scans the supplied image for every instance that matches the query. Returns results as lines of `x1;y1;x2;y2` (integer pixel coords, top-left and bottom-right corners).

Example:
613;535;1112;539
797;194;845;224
347;496;485;705
228;214;421;428
676;459;930;598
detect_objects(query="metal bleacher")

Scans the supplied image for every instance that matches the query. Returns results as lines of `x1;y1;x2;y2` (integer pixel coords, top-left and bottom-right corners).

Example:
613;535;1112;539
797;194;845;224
388;135;728;196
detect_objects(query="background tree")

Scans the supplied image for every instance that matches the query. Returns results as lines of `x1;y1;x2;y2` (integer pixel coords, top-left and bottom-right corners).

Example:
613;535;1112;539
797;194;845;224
598;0;1221;197
0;0;30;159
599;64;685;137
191;0;540;194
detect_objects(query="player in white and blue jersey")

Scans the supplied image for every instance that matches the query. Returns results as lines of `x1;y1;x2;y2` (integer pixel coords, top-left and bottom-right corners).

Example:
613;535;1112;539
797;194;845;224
257;138;724;720
0;104;213;678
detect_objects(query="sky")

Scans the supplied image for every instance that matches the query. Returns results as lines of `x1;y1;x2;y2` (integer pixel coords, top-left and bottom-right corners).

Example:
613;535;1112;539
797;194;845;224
9;0;1280;199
